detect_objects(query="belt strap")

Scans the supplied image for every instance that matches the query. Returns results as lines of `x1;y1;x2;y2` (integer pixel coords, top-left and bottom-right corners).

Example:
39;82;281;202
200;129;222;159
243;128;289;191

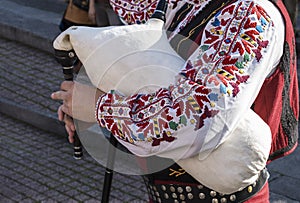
145;169;268;203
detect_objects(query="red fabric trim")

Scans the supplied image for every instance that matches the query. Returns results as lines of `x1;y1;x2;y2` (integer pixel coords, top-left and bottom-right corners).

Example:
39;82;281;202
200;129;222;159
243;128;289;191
253;0;299;162
244;182;269;203
267;141;298;163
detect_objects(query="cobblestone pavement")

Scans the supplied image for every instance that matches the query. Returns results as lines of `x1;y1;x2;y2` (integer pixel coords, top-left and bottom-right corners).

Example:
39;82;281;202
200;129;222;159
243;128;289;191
0;113;148;203
0;37;61;116
0;36;148;202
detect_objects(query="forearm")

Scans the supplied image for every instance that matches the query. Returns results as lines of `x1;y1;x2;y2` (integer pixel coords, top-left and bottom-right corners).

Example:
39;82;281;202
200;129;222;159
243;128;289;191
72;82;104;123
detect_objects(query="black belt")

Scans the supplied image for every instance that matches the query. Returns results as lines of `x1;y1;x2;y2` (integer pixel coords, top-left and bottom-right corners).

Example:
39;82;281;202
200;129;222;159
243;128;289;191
145;169;268;203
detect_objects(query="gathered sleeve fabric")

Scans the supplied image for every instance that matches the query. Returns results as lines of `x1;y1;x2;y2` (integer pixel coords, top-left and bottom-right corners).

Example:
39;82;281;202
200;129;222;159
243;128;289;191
96;0;284;159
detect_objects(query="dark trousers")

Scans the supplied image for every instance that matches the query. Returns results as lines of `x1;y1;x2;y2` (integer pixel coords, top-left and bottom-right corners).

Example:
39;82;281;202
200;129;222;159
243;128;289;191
283;0;298;28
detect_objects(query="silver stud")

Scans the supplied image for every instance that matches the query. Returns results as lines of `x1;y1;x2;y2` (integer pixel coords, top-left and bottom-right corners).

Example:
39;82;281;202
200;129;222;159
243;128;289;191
212;198;218;203
187;193;194;200
172;193;178;199
199;193;205;199
161;185;167;191
170;186;176;192
157;197;162;203
220;198;227;203
230;195;236;201
210;191;217;197
68;52;75;58
179;194;185;200
197;184;204;189
186;186;192;192
153;186;157;191
155;191;160;197
164;193;169;199
177;187;183;193
174;200;179;203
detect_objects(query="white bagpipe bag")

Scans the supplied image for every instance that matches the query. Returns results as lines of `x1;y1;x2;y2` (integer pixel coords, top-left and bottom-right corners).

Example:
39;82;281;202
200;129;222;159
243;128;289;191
53;18;271;194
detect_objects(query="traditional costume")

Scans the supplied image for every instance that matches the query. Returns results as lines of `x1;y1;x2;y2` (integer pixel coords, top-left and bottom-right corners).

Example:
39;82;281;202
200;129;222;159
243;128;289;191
94;0;298;202
53;0;298;201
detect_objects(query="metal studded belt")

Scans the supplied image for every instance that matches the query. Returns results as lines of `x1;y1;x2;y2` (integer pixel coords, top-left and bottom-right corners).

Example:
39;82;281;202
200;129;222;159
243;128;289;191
145;169;268;203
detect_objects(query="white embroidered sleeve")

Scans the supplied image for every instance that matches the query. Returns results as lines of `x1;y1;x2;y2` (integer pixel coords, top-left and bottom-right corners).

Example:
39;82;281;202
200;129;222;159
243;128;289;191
96;1;284;158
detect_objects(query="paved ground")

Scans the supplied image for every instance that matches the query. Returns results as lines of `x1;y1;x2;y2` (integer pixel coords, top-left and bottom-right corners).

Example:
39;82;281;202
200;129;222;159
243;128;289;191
0;0;300;202
0;113;148;203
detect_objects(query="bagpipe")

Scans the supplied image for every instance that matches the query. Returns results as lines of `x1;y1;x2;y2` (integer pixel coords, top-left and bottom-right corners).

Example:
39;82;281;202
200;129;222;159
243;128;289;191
53;0;272;198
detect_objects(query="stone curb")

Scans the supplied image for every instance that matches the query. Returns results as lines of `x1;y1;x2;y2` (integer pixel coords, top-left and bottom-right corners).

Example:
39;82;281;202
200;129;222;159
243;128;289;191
0;0;65;135
0;0;61;54
0;22;56;54
0;98;66;137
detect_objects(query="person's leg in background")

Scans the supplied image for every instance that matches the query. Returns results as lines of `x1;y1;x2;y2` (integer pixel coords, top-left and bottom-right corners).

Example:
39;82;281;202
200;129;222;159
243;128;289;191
283;0;298;30
94;0;122;27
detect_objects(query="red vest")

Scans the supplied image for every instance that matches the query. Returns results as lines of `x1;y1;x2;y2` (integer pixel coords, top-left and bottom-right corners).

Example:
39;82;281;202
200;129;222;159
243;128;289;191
252;0;299;162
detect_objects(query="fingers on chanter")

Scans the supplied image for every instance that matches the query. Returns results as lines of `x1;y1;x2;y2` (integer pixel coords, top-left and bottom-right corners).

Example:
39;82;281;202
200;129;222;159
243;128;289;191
60;81;74;91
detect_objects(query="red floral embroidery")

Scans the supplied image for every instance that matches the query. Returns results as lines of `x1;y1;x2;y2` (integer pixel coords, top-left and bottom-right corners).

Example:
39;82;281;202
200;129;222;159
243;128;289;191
110;0;158;24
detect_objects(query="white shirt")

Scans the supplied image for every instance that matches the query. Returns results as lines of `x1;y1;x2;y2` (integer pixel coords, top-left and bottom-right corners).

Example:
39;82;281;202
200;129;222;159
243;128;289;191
96;0;285;159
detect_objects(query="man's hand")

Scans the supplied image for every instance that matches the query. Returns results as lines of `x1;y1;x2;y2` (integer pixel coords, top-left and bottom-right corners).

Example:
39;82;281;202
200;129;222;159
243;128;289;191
58;105;76;143
51;81;76;142
51;81;74;117
51;80;105;141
